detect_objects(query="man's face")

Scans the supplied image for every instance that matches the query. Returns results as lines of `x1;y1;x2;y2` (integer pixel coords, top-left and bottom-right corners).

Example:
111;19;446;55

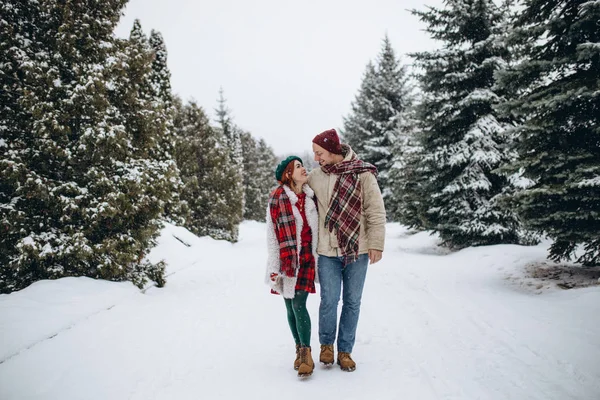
312;143;336;166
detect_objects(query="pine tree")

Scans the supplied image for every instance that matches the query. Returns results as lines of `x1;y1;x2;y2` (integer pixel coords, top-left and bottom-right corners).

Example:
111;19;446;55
386;105;424;226
174;98;241;241
215;88;244;167
149;31;173;111
0;1;169;293
240;132;262;220
121;20;156;154
0;0;47;291
146;29;186;224
496;0;600;265
255;138;278;214
342;35;412;208
117;20;183;231
409;0;524;248
239;133;278;221
342;62;378;160
214;88;244;236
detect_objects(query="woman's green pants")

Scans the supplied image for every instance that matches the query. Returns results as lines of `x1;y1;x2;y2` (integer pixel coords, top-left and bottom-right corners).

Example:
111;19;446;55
284;290;311;346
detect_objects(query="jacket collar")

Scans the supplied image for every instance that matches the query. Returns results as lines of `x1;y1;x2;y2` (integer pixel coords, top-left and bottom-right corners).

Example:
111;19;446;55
282;184;315;205
341;144;357;162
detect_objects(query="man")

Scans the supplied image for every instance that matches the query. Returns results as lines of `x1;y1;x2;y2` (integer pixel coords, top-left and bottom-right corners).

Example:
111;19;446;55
308;128;385;372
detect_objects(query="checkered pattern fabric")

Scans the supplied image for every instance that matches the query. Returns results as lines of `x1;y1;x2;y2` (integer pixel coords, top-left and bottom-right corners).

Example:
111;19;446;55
296;193;316;293
268;189;316;295
322;158;377;265
295;241;316;293
268;186;298;278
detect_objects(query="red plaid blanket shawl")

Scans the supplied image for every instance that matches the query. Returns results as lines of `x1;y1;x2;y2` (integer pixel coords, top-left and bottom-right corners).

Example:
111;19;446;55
268;186;300;277
323;158;377;264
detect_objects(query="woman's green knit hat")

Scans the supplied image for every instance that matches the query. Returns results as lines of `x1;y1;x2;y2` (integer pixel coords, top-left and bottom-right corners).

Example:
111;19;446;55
275;156;303;181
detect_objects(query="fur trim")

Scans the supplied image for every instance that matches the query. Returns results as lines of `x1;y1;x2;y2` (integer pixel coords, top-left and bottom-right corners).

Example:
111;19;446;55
265;183;319;298
303;185;319;283
265;206;282;289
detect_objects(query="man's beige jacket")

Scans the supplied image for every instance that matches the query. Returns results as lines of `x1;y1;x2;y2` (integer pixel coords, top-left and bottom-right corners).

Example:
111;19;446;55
308;145;386;257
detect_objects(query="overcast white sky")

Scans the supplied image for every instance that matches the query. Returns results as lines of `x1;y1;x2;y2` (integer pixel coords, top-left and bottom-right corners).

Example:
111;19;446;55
114;0;443;156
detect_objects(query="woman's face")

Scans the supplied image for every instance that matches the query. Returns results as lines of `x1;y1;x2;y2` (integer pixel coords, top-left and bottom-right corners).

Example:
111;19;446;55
291;160;308;185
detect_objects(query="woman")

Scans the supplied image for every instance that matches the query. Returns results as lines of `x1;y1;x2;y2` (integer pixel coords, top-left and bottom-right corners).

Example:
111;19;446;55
265;156;319;377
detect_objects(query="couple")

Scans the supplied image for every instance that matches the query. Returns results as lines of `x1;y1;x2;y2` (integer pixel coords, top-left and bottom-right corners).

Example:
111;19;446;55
265;128;386;378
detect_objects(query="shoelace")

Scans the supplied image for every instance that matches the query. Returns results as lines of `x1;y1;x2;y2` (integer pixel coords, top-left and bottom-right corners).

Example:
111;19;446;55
300;348;308;363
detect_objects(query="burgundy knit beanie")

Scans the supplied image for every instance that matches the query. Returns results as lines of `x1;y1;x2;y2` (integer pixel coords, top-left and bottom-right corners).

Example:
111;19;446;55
312;128;343;155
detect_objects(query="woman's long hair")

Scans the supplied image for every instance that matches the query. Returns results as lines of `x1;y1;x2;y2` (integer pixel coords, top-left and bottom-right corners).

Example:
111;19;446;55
279;160;302;193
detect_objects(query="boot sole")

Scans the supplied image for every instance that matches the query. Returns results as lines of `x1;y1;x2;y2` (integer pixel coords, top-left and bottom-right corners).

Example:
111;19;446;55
298;364;314;378
337;360;356;372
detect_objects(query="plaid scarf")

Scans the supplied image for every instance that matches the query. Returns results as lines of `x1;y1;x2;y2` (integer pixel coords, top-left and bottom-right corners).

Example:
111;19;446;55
322;157;377;265
268;186;298;277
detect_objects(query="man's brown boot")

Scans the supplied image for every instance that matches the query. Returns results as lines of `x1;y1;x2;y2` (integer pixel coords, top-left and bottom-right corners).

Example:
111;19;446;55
337;352;356;372
297;346;314;377
294;344;301;370
319;344;334;366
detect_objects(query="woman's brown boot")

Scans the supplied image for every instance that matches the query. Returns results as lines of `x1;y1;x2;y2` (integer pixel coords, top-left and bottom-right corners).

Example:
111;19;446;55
294;344;301;370
297;346;314;377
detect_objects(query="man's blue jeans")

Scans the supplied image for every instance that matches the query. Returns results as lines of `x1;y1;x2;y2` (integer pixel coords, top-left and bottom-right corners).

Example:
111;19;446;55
318;254;369;354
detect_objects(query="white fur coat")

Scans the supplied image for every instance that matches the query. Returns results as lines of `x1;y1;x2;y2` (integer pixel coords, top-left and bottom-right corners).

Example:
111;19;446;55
265;184;319;299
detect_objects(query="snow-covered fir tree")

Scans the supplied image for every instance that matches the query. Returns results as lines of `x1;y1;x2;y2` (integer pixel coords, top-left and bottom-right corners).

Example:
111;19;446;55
495;0;600;265
386;104;424;226
240;133;277;221
149;30;173;113
240;132;261;220
342;35;412;209
409;0;524;248
342;61;377;160
215;88;244;171
122;20;158;154
214;88;244;237
119;20;183;227
173;98;241;242
0;0;170;293
256;138;278;208
146;28;186;223
0;0;47;292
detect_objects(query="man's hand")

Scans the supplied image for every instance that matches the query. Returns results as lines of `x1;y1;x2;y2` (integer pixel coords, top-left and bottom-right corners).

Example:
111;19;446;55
368;249;382;265
270;273;279;282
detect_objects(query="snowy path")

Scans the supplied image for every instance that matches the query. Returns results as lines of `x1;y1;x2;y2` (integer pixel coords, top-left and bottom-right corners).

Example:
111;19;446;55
1;222;599;399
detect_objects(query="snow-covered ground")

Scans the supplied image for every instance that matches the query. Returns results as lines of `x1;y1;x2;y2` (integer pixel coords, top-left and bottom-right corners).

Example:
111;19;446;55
1;222;599;400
